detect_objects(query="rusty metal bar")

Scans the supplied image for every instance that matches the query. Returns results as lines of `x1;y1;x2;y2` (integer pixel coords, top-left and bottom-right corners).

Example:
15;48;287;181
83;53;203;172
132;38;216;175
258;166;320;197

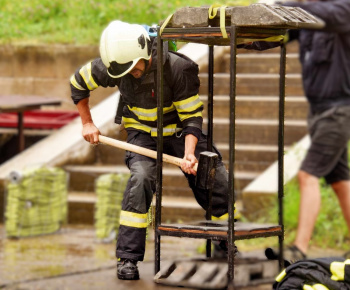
155;26;164;275
278;40;287;271
158;228;283;240
206;45;215;258
207;45;214;153
228;25;237;286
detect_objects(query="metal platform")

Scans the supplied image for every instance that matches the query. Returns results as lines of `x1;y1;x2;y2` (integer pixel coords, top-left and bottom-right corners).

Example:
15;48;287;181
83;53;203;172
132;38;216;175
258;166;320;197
158;221;282;241
154;257;279;289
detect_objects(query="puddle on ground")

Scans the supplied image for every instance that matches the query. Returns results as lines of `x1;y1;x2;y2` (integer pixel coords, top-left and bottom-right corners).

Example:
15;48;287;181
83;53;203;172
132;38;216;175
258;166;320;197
0;225;115;284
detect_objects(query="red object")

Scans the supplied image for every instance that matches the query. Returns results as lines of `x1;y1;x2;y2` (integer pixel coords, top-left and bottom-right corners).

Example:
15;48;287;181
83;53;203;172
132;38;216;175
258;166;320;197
0;110;79;129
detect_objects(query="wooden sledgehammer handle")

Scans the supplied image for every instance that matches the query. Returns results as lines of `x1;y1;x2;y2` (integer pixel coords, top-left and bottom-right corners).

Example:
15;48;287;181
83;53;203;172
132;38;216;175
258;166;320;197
98;135;198;171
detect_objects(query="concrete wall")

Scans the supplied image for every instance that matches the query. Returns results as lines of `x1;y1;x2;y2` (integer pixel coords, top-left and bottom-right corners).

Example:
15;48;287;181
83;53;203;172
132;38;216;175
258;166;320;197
0;44;117;110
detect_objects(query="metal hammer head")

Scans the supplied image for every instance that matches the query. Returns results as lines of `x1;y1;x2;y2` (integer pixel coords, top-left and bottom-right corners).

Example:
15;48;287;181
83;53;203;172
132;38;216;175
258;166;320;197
195;151;218;190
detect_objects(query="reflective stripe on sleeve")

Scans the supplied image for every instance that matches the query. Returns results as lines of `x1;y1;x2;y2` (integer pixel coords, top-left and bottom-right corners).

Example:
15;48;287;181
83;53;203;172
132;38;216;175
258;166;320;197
275;269;286;282
173;95;203;113
70;75;86;91
178;111;202;122
330;259;350;281
79;62;99;91
120;210;148;228
127;104;175;121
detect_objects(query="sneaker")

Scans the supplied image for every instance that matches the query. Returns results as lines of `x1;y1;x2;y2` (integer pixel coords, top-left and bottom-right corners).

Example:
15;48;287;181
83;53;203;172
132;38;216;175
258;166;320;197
213;240;239;259
265;245;306;267
117;258;140;280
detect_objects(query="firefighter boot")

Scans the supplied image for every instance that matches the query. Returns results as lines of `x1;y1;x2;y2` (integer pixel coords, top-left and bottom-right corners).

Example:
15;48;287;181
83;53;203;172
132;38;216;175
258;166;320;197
117;258;140;280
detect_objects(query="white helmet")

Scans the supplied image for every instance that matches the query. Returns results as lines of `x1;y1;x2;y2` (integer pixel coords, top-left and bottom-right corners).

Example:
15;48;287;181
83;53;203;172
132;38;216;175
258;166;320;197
100;20;152;78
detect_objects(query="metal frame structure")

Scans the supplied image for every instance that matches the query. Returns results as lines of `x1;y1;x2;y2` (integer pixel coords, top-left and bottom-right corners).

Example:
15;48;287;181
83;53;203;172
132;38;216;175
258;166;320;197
154;25;286;286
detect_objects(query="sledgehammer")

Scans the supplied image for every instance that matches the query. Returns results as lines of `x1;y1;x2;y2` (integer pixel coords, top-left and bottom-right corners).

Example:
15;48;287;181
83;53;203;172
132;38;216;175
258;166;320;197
98;135;218;190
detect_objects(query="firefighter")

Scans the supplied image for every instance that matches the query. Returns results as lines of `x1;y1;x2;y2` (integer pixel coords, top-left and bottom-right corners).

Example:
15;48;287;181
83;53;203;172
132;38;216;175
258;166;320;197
70;20;229;280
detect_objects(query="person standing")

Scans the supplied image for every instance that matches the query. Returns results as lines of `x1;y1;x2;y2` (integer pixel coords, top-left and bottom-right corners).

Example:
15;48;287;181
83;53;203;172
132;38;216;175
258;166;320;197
267;0;350;263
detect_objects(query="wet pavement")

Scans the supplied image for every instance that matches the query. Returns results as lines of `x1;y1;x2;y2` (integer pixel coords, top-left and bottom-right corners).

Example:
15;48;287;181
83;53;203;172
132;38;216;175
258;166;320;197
0;225;345;290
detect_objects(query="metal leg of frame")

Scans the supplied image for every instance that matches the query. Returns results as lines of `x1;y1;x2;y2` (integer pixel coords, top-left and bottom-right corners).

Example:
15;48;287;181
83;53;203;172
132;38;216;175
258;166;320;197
206;44;215;258
278;40;286;271
228;25;237;285
155;27;164;275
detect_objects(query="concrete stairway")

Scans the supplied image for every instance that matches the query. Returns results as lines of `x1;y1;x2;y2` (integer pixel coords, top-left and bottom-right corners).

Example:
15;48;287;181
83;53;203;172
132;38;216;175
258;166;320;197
63;41;308;224
0;42;307;225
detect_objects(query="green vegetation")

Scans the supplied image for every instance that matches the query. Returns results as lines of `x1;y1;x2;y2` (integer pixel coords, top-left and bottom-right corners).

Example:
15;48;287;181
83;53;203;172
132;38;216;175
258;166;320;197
237;177;350;252
0;0;254;44
283;179;349;249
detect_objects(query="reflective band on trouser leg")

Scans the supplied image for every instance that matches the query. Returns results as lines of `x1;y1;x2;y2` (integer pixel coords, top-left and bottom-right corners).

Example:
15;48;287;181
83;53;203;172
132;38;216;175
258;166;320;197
117;211;149;261
211;207;241;220
120;210;148;228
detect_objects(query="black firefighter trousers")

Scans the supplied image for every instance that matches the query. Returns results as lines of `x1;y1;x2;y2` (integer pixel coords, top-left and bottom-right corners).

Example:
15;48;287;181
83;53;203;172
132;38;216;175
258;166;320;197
116;132;229;261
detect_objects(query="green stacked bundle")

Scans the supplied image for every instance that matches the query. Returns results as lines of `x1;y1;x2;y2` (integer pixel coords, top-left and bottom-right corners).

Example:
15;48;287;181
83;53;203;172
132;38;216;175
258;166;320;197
94;173;130;242
5;167;68;238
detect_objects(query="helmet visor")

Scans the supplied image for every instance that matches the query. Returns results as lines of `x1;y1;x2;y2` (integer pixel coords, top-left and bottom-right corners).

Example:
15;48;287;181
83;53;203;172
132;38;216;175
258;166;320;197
108;60;134;78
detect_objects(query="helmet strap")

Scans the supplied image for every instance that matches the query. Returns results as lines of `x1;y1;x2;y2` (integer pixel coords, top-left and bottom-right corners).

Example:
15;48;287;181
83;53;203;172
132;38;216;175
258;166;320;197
144;59;150;72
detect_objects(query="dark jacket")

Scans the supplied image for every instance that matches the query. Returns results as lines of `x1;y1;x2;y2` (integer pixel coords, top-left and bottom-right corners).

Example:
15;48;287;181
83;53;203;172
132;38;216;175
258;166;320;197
70;43;203;138
273;257;350;289
286;0;350;112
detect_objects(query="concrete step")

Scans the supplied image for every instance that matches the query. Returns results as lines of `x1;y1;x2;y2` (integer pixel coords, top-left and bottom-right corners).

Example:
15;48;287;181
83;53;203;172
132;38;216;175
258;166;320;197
95;142;279;174
200;95;308;120
94;119;306;164
220;53;302;74
201;41;300;74
207;118;307;145
199;73;304;96
68;192;96;224
67;192;213;224
64;164;259;198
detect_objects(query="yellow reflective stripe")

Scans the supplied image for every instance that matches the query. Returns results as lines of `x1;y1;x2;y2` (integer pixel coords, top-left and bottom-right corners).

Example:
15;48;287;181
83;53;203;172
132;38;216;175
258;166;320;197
238;35;285;45
312;284;329;290
150;124;182;137
79;62;98;91
70;75;85;90
127;104;175;121
211;205;241;220
275;269;286;282
173;95;203;113
303;284;329;290
123;117;182;137
212;213;228;221
120;210;148;228
178;111;202;122
123;117;151;133
330;259;350;281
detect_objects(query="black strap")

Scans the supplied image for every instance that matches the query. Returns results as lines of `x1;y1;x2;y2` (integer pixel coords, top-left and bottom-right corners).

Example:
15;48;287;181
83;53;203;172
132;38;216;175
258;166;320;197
115;94;125;125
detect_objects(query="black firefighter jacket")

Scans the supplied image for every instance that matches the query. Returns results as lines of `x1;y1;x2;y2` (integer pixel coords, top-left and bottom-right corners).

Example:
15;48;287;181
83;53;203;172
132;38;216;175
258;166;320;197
286;0;350;113
274;257;350;290
70;43;203;139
